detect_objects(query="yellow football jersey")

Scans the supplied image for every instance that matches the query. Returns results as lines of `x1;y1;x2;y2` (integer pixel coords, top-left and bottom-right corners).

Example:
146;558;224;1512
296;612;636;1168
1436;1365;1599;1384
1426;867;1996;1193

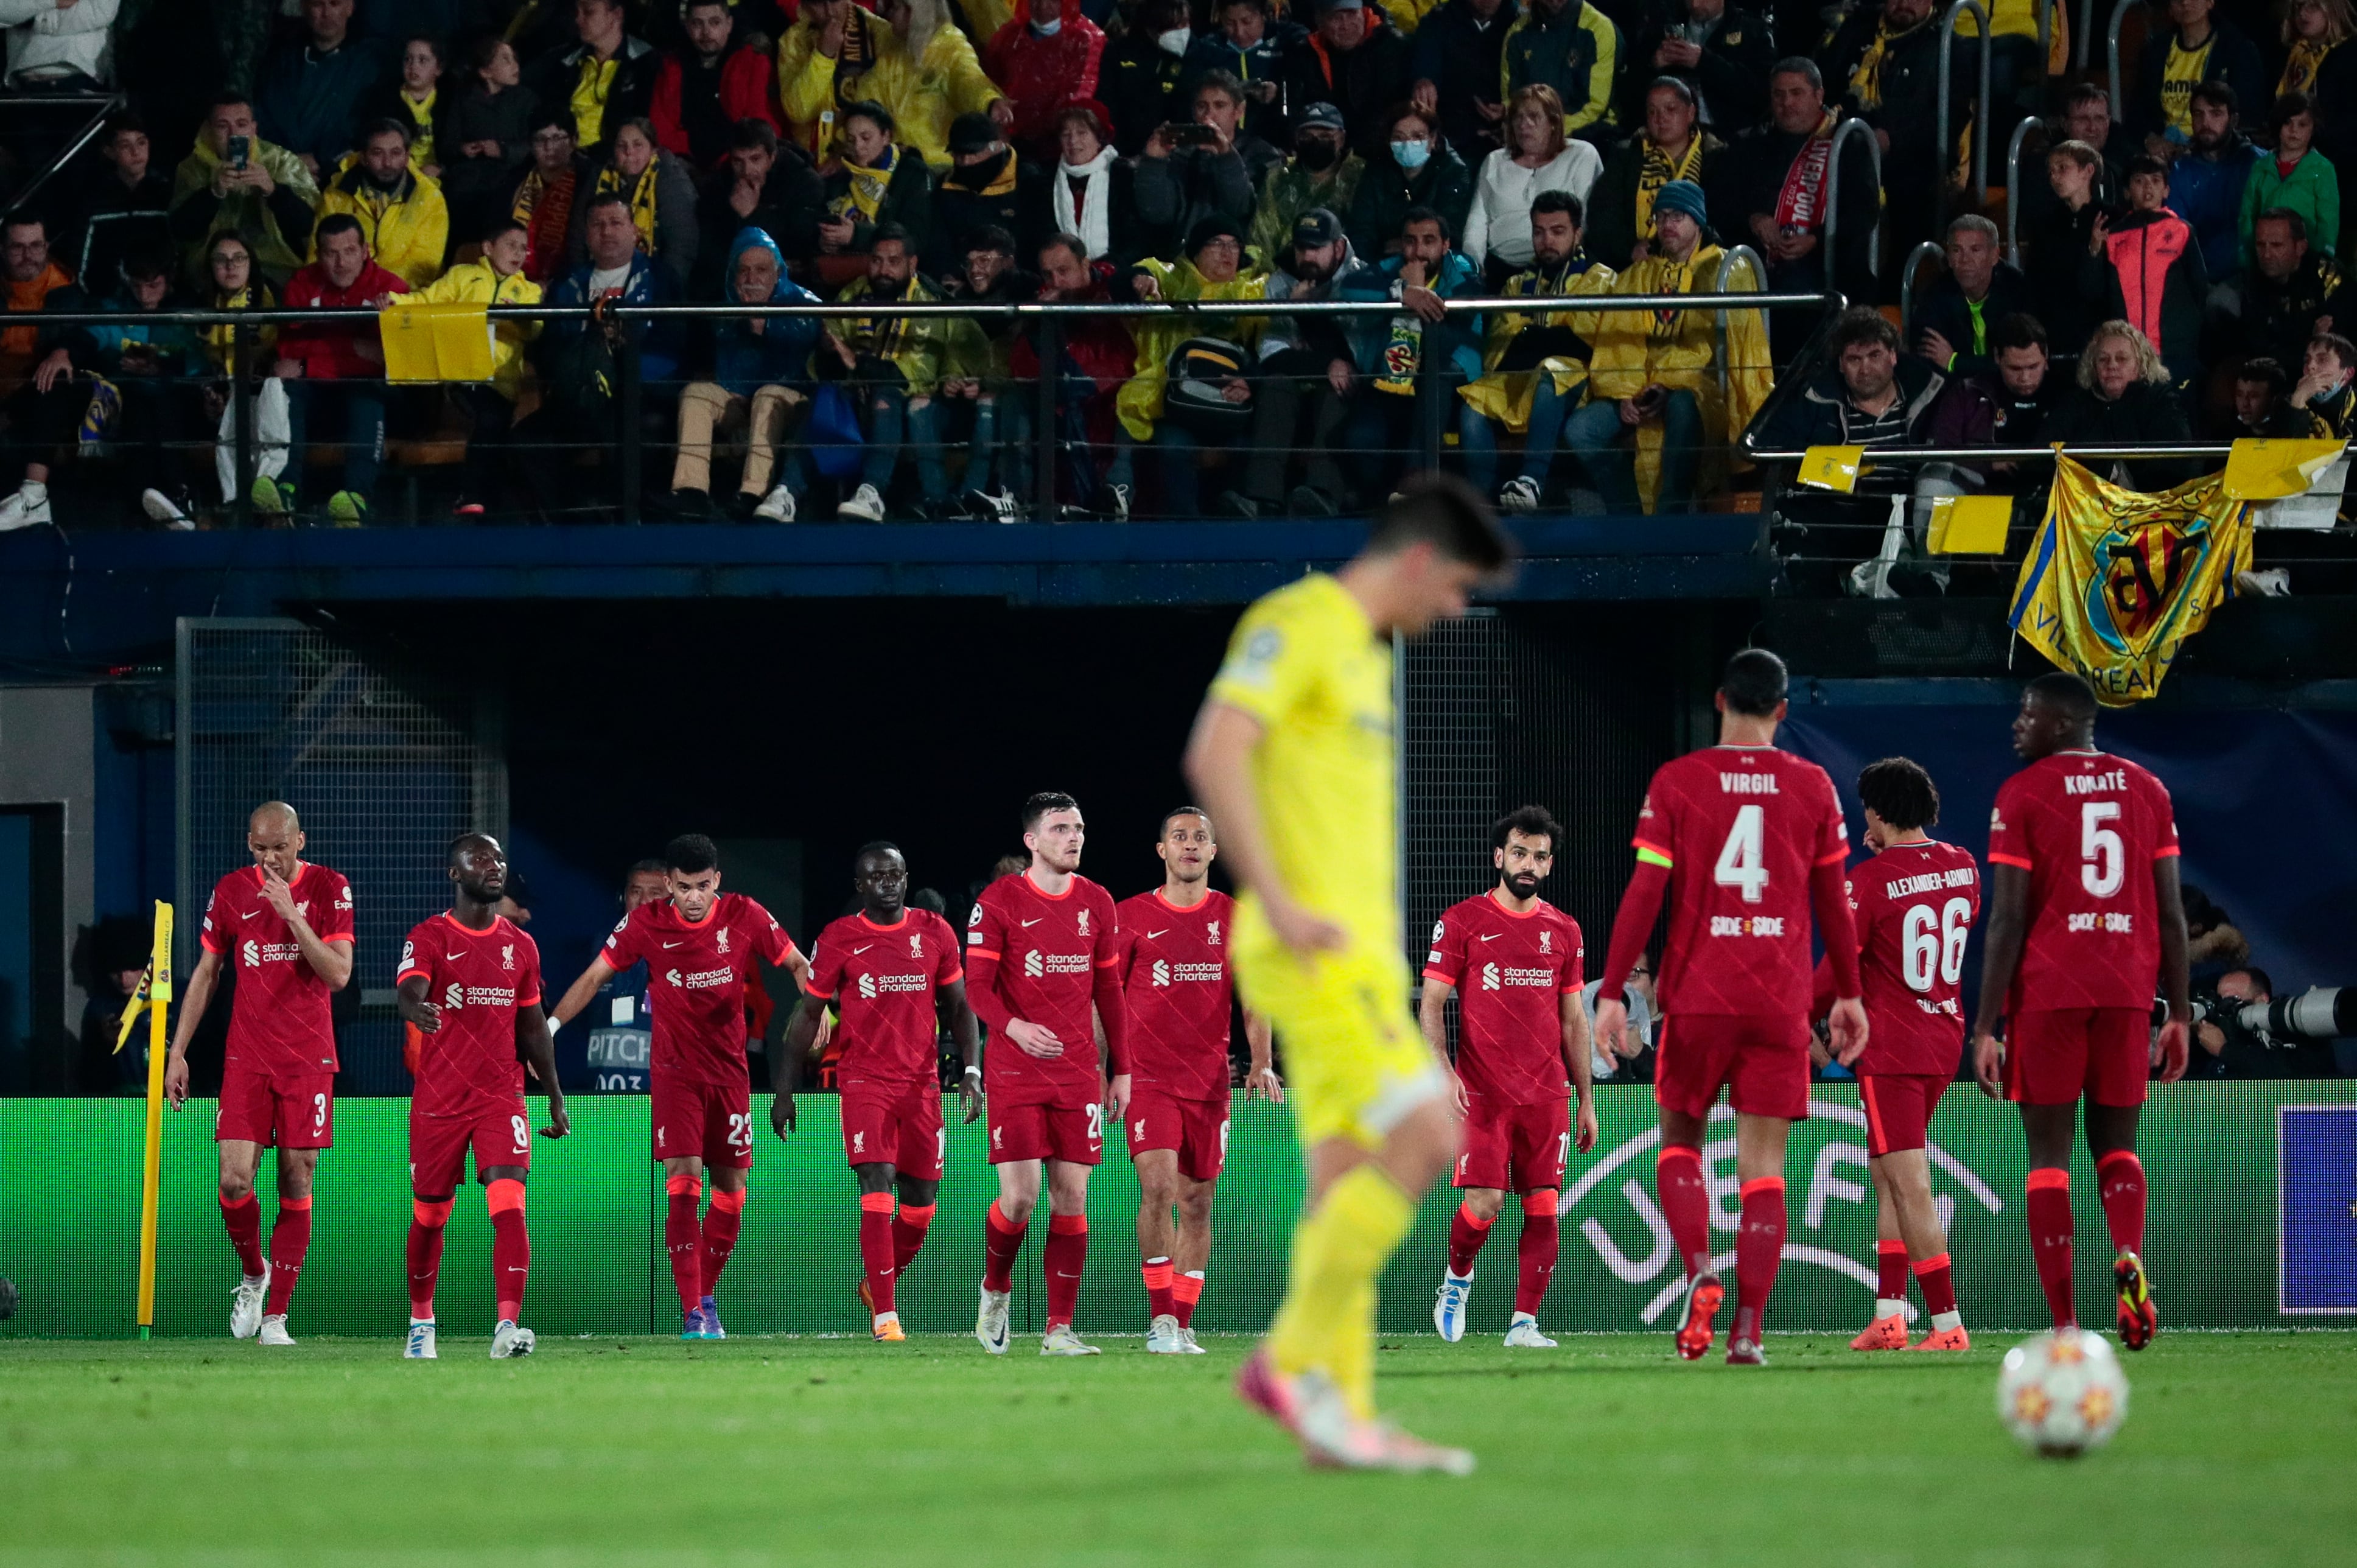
1207;572;1399;955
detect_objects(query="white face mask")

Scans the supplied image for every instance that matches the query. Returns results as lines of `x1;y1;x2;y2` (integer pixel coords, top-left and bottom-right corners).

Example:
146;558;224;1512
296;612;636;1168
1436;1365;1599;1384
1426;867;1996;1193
1157;25;1191;53
1035;14;1062;32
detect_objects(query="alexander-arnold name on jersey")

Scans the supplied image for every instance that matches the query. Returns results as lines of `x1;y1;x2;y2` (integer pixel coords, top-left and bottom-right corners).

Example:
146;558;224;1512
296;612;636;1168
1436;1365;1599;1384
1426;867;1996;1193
1885;866;1979;899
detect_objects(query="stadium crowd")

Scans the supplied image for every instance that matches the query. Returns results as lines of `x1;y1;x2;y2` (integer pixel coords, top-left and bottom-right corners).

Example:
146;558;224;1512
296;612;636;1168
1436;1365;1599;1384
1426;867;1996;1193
0;0;2348;528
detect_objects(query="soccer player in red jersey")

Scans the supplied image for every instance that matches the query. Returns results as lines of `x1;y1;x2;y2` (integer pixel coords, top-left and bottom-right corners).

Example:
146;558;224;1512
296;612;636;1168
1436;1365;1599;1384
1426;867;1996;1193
1421;807;1597;1349
773;842;979;1343
394;834;569;1360
1113;808;1280;1355
1970;672;2190;1350
1819;758;1981;1353
964;791;1131;1357
548;833;810;1340
163;802;355;1348
1592;650;1868;1366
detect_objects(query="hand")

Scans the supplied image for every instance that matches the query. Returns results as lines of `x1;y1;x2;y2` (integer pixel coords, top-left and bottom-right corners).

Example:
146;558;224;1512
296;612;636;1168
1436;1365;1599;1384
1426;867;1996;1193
2142;133;2173;161
259;868;299;921
1105;1072;1132;1122
1473;98;1504;123
479;140;502;159
829;333;858;368
1973;1030;2005;1098
730;180;761;218
812;1007;835;1053
1264;895;1347;957
818;214;855;251
1775;230;1817;261
1133;272;1161;299
1630;240;1651;264
2292;366;2338;405
2088;211;2110;257
298;153;320;178
1245;1065;1284;1102
164;1051;189;1110
1874;127;1891;154
1327;358;1354;396
770;1091;796;1139
32;348;72;393
1144;126;1174;159
2154;1018;2190;1083
1450;1071;1469;1115
406;999;445;1035
1219;376;1249;404
988;99;1015;130
1592;996;1631;1062
1250;79;1278;102
422;163;442;181
212;161;239;198
1656;36;1701;66
540;1098;570;1139
1807;1028;1833;1069
1617;395;1645;427
1918;328;1954;368
1574;1096;1599;1153
1827;995;1868;1066
958;1068;984;1122
1402;284;1445;323
1749;213;1781;250
1410;79;1438;117
818;7;846;55
273;359;304;379
1006;1018;1064;1058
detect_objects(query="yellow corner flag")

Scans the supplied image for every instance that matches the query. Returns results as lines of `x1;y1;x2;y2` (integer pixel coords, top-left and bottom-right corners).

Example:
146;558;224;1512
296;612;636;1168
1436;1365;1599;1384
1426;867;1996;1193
121;901;174;1338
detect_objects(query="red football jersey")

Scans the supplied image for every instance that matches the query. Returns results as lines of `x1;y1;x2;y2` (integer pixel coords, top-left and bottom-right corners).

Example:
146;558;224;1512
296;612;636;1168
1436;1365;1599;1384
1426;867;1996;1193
600;892;793;1088
1849;839;1981;1076
1423;891;1583;1104
966;871;1121;1104
397;913;541;1116
198;863;355;1076
1988;749;2179;1012
1114;888;1236;1101
1634;745;1851;1018
804;908;962;1090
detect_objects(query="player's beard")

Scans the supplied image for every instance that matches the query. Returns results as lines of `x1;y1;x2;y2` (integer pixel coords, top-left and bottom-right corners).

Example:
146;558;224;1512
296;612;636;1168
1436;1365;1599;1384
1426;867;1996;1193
1502;873;1541;900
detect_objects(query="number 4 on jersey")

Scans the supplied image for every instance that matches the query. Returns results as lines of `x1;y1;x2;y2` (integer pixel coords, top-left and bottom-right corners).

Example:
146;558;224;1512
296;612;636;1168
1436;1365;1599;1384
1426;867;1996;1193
1714;803;1768;903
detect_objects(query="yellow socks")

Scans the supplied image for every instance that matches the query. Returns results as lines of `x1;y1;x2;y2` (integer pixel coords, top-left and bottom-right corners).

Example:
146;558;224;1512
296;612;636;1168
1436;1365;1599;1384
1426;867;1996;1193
1267;1163;1415;1420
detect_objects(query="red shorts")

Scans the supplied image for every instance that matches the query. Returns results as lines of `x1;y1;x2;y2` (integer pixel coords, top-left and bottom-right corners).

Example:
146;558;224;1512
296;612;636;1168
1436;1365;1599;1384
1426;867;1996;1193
1125;1087;1229;1182
2006;1006;2151;1108
651;1075;753;1168
1653;1012;1812;1123
1858;1073;1949;1157
1454;1094;1569;1192
215;1066;335;1149
841;1079;945;1180
988;1090;1102;1166
410;1100;533;1194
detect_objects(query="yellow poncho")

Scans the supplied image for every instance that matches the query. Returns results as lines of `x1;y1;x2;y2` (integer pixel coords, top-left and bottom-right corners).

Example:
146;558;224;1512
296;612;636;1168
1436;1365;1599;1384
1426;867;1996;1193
1583;243;1770;513
1116;257;1269;441
1457;256;1617;433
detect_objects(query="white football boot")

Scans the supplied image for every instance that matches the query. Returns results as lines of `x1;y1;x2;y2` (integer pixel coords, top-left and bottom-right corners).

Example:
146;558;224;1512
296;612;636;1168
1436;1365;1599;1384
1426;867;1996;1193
229;1264;270;1340
975;1286;1012;1354
404;1320;438;1360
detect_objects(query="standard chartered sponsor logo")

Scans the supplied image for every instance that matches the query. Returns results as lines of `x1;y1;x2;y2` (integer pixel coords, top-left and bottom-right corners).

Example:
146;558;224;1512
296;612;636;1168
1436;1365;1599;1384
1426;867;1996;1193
1564;1102;2004;1323
1482;963;1554;990
1152;959;1171;987
679;967;734;990
1024;950;1090;978
858;972;928;998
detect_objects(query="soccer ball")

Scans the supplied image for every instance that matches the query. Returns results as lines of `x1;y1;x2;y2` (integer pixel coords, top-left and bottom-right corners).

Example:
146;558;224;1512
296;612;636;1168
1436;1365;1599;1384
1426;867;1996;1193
1995;1329;2130;1457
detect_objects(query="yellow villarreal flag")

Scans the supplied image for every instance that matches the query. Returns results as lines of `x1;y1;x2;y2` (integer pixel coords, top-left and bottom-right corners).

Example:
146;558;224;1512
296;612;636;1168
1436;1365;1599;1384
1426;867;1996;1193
2008;453;2252;706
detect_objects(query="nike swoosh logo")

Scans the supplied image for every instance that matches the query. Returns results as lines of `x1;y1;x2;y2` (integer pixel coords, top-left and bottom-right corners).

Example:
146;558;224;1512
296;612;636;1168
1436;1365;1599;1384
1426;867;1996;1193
1147;929;1169;940
446;951;466;959
1480;933;1502;942
853;944;875;954
1020;919;1043;928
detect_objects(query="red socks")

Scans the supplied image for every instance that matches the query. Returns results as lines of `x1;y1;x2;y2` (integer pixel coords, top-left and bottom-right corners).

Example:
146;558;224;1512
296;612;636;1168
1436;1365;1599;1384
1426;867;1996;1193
1043;1213;1087;1329
892;1202;936;1278
2026;1166;2076;1328
1875;1239;1910;1308
220;1189;265;1277
1172;1270;1203;1329
859;1191;897;1317
1142;1256;1175;1320
1515;1191;1559;1317
982;1200;1026;1294
701;1186;745;1296
1731;1176;1785;1345
488;1179;529;1323
407;1197;452;1318
1446;1200;1494;1278
1656;1144;1713;1280
1914;1251;1957;1319
2096;1150;2146;1257
665;1174;704;1315
264;1195;312;1317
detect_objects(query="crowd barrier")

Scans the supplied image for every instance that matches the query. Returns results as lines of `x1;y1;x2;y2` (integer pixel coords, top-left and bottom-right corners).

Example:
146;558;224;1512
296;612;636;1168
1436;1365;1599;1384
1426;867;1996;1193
4;1082;2350;1342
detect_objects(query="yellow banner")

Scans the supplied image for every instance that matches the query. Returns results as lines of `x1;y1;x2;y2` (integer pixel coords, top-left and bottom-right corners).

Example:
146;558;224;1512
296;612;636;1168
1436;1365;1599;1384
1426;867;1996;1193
2006;453;2252;705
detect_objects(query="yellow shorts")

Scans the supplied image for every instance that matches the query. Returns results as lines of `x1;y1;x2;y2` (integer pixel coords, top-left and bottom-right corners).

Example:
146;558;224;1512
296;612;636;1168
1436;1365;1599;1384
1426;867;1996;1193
1233;939;1446;1149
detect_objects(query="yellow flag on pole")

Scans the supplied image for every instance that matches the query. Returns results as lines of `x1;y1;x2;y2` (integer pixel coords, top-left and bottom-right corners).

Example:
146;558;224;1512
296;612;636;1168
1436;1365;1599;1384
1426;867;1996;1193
2006;453;2253;705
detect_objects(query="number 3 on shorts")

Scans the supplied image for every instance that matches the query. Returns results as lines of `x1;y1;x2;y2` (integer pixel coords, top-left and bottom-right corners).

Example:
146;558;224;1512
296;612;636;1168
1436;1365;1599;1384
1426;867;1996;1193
1084;1103;1103;1141
312;1092;329;1134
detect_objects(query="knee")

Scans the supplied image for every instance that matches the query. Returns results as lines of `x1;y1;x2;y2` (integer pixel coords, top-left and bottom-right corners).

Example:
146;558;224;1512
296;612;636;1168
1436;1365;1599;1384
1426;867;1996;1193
219;1172;253;1204
412;1194;454;1228
1460;1187;1505;1223
1178;1186;1216;1225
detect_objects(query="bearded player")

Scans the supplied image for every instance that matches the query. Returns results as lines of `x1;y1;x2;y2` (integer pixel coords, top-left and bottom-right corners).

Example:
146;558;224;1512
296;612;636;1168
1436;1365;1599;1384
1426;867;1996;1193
967;792;1132;1357
394;834;569;1360
1972;672;2189;1349
1186;475;1511;1474
1424;805;1597;1349
774;842;980;1342
1820;758;1980;1353
1114;807;1280;1356
550;833;810;1339
1592;649;1867;1367
164;801;355;1348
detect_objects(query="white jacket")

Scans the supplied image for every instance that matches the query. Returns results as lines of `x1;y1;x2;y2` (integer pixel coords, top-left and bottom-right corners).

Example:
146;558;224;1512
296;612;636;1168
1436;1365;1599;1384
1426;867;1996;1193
0;0;115;86
1462;142;1603;269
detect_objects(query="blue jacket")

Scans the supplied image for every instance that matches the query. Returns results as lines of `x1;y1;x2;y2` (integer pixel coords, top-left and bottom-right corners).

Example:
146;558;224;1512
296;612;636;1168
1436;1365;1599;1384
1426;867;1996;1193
2168;137;2261;281
1337;248;1485;381
254;38;388;169
546;251;685;383
82;293;199;377
708;228;821;398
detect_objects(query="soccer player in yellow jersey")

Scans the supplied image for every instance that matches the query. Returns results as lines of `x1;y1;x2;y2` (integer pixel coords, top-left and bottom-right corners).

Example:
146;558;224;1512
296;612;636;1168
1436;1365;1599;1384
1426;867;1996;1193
1184;476;1515;1474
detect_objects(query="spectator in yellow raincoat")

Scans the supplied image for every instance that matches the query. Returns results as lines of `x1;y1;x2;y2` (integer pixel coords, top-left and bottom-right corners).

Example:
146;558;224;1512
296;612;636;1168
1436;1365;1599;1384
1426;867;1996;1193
1458;189;1616;509
1105;212;1269;518
779;0;1010;169
1560;179;1768;513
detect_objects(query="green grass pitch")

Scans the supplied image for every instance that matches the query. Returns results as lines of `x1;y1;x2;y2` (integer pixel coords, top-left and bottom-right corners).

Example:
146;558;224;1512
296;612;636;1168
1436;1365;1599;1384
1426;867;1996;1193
4;1331;2351;1566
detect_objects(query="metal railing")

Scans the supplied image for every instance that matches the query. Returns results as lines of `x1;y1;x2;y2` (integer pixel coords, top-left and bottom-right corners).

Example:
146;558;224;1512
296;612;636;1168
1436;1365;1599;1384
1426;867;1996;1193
2078;0;2097;66
1937;0;1995;222
2005;114;2047;267
1714;245;1768;408
1823;117;1883;282
1898;241;1946;341
1;91;126;220
2106;0;2145;121
7;289;1826;527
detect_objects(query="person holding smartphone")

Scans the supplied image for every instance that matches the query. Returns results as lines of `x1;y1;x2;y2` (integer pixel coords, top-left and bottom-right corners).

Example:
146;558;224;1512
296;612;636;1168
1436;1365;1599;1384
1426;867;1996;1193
169;95;320;290
1136;71;1280;257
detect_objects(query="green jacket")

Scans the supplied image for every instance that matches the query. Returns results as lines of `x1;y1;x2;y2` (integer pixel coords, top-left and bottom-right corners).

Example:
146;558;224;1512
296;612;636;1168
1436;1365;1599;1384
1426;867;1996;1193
825;274;954;398
1247;153;1367;267
1502;0;1620;136
170;136;320;288
2240;148;2341;269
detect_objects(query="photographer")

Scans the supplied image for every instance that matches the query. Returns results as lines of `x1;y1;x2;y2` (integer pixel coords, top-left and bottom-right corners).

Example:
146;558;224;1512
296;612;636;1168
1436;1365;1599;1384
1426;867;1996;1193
2191;967;2344;1079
